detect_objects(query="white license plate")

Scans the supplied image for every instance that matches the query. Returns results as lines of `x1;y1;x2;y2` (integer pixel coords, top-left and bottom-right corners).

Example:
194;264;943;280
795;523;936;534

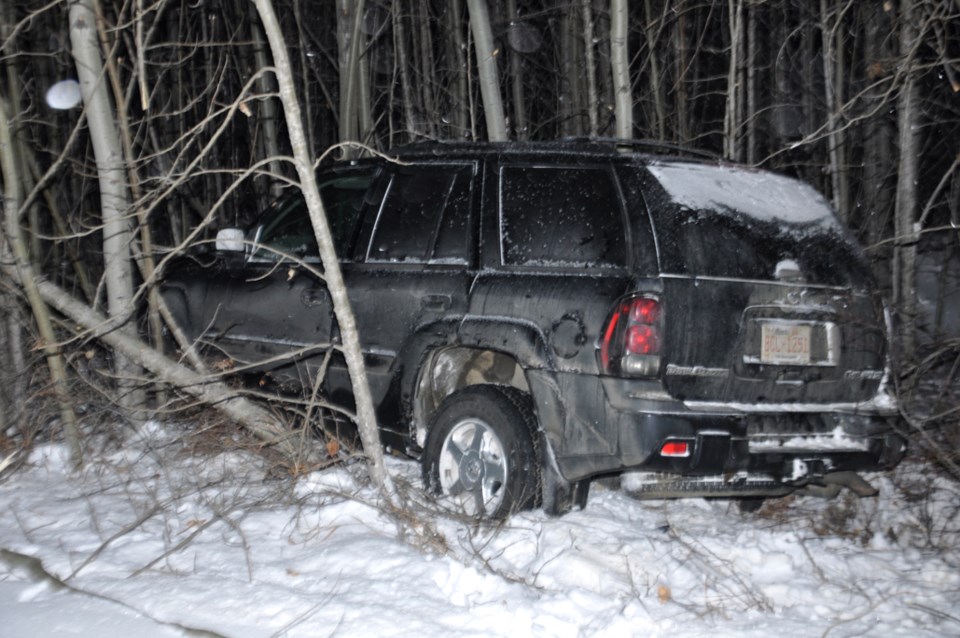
761;323;811;365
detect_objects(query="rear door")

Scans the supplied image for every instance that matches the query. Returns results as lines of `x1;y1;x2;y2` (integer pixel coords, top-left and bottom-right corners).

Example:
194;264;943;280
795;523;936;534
642;161;887;405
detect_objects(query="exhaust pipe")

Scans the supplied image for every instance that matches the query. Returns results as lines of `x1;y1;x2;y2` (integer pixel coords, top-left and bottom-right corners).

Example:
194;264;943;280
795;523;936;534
821;471;879;497
799;472;879;499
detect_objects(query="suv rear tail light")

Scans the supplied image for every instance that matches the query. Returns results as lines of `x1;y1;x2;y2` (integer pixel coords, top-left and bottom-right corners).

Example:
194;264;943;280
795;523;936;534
659;440;691;457
600;296;662;377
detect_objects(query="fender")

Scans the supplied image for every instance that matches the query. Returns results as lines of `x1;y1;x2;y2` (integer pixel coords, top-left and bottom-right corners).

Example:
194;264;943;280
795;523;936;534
456;315;556;371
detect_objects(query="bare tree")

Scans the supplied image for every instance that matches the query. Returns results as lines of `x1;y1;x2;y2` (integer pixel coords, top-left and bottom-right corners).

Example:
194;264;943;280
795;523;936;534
69;0;144;418
252;0;398;502
894;1;922;360
0;98;83;465
611;0;632;139
466;0;508;141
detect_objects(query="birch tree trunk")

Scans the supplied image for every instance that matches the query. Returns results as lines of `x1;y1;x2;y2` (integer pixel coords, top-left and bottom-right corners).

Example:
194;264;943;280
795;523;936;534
252;0;397;502
69;0;144;418
0;98;84;466
466;0;508;142
610;0;632;139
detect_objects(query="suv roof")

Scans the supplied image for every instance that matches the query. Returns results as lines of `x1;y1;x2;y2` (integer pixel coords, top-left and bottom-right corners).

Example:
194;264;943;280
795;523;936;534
378;138;719;162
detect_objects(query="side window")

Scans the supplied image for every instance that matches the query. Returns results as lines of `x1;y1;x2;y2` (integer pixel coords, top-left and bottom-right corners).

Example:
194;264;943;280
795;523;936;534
251;171;374;262
251;195;314;261
367;164;472;264
500;165;626;268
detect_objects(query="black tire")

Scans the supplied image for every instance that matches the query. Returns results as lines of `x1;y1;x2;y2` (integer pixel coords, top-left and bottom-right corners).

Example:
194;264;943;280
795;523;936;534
421;385;539;519
737;497;766;514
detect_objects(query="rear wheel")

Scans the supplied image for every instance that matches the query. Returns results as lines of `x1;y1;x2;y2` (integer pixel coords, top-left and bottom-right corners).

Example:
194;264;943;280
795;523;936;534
737;497;766;513
422;385;539;519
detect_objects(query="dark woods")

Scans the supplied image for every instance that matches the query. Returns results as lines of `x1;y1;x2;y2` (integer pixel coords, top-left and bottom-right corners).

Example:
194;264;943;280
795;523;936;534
0;1;957;457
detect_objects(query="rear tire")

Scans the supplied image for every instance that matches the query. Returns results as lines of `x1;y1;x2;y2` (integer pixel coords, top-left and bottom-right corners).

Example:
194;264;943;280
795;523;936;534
737;497;766;513
422;385;539;519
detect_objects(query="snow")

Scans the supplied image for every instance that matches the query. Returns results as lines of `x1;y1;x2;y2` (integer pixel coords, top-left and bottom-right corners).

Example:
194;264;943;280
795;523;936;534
647;161;837;226
2;423;959;637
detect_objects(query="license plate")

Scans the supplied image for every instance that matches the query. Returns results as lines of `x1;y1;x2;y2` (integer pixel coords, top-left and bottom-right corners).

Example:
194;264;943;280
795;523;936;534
761;323;811;365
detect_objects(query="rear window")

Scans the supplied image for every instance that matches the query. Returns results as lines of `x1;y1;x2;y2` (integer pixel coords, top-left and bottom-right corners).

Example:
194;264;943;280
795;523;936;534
645;162;872;287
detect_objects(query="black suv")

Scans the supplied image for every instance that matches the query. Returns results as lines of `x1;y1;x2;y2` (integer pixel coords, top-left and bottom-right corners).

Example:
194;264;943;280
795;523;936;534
161;140;905;517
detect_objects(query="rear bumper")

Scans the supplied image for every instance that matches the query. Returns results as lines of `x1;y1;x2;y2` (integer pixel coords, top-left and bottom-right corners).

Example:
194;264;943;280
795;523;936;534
528;372;906;484
537;371;906;486
617;411;906;477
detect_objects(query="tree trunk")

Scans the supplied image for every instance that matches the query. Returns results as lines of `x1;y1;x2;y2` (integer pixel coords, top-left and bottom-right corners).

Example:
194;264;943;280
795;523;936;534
506;0;529;139
0;98;84;466
643;0;666;141
466;0;508;141
746;1;757;164
724;0;744;160
338;0;366;154
393;2;420;141
820;0;850;221
252;0;398;502
448;0;470;139
69;0;145;419
610;0;632;139
862;1;895;252
674;4;689;143
894;2;921;360
582;0;599;137
251;20;284;198
417;1;438;140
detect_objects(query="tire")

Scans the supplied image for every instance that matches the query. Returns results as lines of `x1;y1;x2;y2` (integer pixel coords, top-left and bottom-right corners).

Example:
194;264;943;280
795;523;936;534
422;385;539;519
737;497;766;514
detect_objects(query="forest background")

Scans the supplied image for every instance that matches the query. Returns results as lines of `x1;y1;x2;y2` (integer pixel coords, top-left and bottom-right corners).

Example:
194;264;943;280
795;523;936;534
0;0;957;476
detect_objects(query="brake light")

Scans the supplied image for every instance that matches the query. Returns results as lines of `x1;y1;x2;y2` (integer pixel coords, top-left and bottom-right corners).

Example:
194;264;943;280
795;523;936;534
660;441;690;457
600;296;662;377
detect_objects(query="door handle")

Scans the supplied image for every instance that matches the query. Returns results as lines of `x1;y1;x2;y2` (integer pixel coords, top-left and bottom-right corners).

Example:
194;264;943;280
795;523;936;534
421;294;452;312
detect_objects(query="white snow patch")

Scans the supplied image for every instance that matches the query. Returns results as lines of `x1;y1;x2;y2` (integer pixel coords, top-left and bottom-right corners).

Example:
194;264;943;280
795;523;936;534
1;429;958;637
647;161;837;226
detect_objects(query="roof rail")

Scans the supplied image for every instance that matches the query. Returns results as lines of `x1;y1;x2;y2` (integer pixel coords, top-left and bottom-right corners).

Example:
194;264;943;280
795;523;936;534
562;137;719;160
386;137;720;161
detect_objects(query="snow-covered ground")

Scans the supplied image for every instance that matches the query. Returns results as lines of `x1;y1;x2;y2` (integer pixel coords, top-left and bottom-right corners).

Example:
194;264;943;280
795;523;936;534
1;422;958;637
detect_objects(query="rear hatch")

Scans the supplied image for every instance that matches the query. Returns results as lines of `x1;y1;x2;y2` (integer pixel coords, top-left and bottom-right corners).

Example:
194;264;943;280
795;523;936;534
642;161;888;407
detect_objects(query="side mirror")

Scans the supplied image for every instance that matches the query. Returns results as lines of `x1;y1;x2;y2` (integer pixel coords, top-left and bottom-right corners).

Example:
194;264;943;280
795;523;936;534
215;228;246;253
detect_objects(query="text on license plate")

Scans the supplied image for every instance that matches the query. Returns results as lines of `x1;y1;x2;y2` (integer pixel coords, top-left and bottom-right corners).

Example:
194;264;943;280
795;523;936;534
761;323;811;365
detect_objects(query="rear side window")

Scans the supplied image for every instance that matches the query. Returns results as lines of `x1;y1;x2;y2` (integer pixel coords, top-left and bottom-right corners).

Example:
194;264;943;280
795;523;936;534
500;165;626;268
366;164;473;264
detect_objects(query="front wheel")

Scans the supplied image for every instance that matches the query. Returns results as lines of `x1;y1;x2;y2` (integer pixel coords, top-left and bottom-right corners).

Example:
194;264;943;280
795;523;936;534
422;385;539;519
